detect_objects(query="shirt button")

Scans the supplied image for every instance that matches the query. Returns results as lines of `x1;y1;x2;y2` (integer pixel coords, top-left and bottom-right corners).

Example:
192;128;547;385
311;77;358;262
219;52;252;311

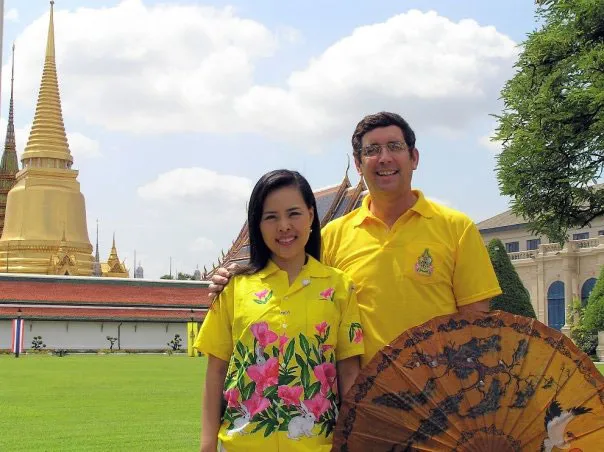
284;296;289;300
282;323;288;328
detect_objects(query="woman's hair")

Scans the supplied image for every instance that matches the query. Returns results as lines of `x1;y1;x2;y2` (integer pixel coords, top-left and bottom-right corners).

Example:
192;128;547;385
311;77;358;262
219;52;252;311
234;169;321;276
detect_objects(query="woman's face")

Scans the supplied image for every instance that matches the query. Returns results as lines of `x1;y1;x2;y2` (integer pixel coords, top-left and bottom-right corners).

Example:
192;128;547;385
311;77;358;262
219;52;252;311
259;185;314;265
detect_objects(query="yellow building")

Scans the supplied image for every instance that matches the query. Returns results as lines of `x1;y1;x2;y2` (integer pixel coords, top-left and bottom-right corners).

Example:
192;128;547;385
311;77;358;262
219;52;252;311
0;2;128;277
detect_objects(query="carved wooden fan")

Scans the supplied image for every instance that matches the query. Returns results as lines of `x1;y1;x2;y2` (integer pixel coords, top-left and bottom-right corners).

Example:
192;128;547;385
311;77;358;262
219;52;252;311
333;310;604;451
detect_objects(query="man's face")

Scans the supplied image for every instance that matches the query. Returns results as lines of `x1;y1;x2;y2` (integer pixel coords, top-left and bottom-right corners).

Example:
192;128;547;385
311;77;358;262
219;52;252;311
355;125;419;199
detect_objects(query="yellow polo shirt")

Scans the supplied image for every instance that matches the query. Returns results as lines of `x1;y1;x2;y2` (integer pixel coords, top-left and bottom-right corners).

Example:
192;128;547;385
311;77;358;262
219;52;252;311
194;256;364;452
322;190;501;368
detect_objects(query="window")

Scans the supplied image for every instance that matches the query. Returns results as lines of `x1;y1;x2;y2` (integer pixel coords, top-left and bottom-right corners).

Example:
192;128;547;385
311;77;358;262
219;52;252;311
505;241;519;253
598;230;604;236
581;278;597;307
526;239;541;250
573;232;589;240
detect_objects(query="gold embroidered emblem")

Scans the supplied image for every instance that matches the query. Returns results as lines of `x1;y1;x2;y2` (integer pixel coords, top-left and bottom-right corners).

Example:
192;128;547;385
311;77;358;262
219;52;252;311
415;249;433;276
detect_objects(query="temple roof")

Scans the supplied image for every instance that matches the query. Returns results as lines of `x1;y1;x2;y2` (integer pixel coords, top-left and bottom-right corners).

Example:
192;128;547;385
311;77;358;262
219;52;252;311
21;1;73;165
0;273;210;322
204;172;367;278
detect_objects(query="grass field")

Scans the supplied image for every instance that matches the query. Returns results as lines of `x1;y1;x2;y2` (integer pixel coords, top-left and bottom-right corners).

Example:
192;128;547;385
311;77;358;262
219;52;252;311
0;354;206;451
1;355;603;451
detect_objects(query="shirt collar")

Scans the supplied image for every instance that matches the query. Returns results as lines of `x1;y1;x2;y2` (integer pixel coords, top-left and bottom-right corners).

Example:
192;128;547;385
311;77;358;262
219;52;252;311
257;254;331;280
352;189;434;227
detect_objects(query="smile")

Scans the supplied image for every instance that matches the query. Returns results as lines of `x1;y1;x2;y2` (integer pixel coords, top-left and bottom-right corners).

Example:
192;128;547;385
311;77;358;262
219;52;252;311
376;170;398;176
277;236;296;246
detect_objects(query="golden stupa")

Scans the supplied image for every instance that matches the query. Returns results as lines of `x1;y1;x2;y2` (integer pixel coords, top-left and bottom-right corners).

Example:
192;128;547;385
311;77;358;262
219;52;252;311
0;1;94;275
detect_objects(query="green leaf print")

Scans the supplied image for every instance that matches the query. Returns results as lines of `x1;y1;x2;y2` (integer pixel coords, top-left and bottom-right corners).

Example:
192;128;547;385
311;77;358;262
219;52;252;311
348;323;361;342
236;341;247;360
299;334;310;356
307;357;318;369
300;362;311;389
295;353;307;372
280;374;296;385
241;381;256;400
325;325;331;339
251;419;269;434
284;339;295;365
264;422;278;437
305;381;322;400
263;385;278;400
272;346;279;358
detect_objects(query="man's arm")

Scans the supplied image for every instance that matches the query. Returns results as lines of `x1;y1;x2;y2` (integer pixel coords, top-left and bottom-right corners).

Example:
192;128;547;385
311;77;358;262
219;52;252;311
458;299;491;314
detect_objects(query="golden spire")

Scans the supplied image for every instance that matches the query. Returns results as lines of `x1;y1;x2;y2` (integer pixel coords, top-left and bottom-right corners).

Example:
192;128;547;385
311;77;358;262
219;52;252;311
108;232;119;262
21;1;73;166
0;43;18;174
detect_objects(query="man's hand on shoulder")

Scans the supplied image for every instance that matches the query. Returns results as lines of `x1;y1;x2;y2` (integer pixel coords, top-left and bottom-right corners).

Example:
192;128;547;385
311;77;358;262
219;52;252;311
207;264;238;301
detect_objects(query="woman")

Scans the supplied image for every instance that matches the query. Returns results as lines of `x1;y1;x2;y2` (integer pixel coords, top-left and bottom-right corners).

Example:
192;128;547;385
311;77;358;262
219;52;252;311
195;169;364;452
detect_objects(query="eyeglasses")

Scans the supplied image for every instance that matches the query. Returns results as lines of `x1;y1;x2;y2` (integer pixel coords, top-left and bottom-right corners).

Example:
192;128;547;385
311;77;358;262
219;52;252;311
361;141;408;158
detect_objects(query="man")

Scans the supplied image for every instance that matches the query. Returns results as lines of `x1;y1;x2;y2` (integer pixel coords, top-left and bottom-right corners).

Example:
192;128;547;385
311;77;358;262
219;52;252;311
210;111;502;368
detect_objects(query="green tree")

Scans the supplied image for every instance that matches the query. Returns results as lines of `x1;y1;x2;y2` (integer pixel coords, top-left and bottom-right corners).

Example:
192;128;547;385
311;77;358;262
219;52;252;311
160;274;174;280
494;0;604;245
583;265;604;331
486;239;537;318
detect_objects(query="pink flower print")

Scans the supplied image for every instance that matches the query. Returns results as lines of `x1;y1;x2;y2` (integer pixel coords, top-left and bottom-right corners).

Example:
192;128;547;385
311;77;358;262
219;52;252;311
253;289;273;304
223;388;240;408
250;322;278;348
320;344;334;353
246;357;279;394
320;287;335;301
315;321;329;336
313;362;337;396
303;393;331;419
354;328;363;344
278;385;303;407
242;392;271;418
278;334;289;355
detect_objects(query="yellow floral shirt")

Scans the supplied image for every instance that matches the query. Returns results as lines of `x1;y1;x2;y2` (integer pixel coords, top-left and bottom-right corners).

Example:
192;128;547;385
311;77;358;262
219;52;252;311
194;256;364;452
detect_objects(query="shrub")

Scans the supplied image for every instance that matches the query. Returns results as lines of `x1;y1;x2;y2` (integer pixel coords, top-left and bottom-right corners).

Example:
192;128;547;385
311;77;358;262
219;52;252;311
167;334;182;351
583;266;604;332
486;239;536;318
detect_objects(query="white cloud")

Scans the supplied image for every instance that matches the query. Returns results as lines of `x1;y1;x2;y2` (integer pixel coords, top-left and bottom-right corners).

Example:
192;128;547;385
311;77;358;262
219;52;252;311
68;132;102;158
137;167;252;204
191;237;217;253
236;11;519;145
0;118;101;160
6;5;517;148
479;133;503;154
4;0;279;134
5;8;19;23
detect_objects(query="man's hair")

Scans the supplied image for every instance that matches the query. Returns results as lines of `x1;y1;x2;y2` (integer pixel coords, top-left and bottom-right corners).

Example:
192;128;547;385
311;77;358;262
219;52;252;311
351;112;416;163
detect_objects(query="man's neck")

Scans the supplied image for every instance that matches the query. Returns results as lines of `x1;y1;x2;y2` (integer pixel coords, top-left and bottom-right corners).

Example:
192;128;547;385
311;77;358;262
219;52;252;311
369;191;418;228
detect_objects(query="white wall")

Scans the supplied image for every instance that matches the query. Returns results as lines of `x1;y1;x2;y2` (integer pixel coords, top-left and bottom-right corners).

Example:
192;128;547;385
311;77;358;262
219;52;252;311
0;320;187;350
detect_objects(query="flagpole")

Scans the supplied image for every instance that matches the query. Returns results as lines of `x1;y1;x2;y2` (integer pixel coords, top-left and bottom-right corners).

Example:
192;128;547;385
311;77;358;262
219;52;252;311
15;308;21;358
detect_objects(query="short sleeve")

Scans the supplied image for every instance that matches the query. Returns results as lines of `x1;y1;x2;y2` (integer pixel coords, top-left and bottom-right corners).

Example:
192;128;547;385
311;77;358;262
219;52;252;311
321;226;335;268
453;221;502;306
335;275;365;361
193;282;234;362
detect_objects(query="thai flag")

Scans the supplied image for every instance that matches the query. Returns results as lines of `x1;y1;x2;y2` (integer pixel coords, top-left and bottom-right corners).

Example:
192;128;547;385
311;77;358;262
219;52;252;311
11;318;24;355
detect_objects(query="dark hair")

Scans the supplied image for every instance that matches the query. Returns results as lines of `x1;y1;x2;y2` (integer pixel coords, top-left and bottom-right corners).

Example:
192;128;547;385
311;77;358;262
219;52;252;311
351;111;416;163
234;169;321;276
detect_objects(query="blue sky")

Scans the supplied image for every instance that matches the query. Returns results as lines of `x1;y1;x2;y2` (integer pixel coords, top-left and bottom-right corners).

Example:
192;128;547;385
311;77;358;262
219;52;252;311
1;0;538;278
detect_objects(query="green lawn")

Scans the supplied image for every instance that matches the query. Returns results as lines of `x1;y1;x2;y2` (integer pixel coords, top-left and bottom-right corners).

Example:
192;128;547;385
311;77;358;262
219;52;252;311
1;355;602;451
0;354;206;451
